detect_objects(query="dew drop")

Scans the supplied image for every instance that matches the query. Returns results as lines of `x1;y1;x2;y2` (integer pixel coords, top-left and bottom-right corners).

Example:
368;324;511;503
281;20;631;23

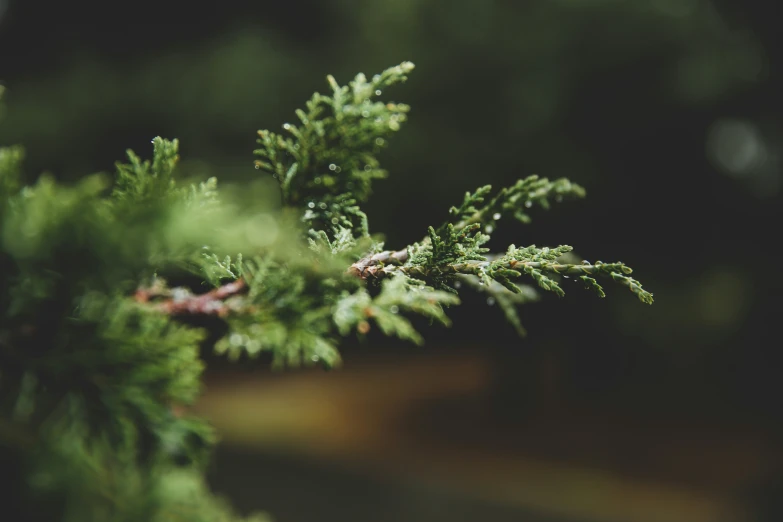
283;123;291;130
389;305;399;314
375;138;385;146
485;225;494;233
254;164;260;170
525;201;533;208
362;110;370;117
563;275;570;279
487;297;496;306
493;213;502;220
335;166;342;173
331;218;339;225
364;164;372;171
454;281;462;289
314;177;322;184
311;355;320;362
319;202;327;209
308;202;315;209
329;163;337;171
375;89;382;96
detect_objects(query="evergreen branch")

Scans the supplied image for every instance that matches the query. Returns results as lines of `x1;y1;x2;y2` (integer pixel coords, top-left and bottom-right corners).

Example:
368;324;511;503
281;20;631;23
351;250;653;304
0;61;654;522
347;175;588;280
346;175;651;309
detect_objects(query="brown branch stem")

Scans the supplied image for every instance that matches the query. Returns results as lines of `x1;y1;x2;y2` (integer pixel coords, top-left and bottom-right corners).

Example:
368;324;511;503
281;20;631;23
134;279;247;317
348;248;408;279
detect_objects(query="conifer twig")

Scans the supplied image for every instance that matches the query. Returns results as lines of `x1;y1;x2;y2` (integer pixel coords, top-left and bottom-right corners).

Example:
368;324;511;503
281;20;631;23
349;251;653;304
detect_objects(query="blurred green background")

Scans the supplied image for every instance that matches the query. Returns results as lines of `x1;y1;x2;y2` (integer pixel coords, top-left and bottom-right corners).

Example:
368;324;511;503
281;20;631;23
1;1;781;521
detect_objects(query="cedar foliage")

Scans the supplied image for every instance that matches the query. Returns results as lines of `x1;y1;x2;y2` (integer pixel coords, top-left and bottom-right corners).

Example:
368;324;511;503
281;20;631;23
0;64;651;521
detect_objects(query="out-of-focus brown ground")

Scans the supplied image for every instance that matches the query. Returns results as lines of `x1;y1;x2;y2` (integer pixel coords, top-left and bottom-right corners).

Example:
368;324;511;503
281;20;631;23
196;351;781;522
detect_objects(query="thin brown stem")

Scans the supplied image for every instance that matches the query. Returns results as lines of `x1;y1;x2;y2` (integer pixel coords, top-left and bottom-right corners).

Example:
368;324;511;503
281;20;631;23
134;279;247;317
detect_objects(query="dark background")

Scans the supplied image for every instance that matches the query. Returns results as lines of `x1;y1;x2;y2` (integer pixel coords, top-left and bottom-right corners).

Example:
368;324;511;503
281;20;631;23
1;1;781;521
